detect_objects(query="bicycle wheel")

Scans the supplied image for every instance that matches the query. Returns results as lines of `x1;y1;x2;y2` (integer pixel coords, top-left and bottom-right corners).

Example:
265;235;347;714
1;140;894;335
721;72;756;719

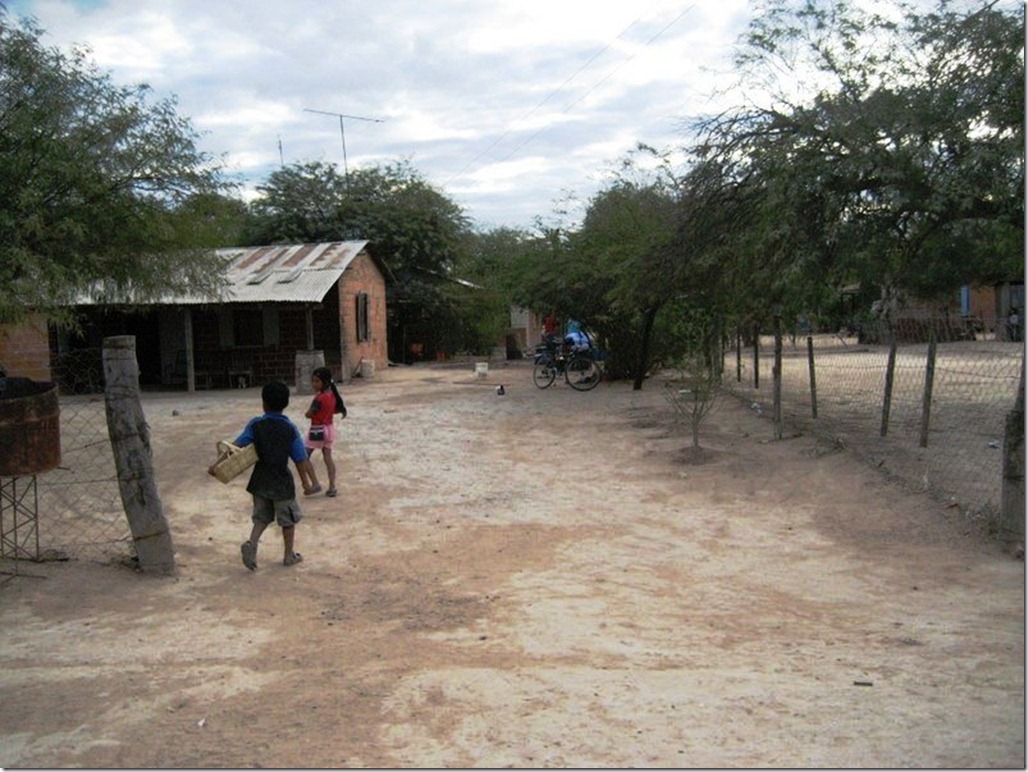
533;359;557;389
565;354;600;391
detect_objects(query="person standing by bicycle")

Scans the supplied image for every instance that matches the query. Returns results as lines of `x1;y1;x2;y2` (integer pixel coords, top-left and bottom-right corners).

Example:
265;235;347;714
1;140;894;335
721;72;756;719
563;318;591;354
542;312;560;351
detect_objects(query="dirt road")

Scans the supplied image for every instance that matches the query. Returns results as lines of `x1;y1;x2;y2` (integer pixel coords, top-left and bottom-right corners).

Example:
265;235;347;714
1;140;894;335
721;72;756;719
0;361;1023;767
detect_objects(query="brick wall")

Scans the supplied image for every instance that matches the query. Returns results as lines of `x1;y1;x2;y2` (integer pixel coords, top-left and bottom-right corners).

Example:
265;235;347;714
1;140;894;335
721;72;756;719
191;305;340;386
338;253;389;378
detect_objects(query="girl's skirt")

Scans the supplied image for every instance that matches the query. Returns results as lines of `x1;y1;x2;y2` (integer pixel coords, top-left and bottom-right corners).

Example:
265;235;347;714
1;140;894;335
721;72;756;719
304;422;336;451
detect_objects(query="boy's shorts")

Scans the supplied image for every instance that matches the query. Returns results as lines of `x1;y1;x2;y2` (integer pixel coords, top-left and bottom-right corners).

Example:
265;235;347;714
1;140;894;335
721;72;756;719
251;495;303;527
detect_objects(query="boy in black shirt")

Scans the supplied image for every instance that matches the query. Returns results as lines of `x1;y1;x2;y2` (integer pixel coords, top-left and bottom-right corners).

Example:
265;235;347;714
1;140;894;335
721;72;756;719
210;381;315;570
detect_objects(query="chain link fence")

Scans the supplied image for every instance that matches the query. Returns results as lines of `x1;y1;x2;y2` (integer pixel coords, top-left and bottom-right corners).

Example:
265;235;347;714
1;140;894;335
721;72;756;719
724;315;1024;531
3;348;131;565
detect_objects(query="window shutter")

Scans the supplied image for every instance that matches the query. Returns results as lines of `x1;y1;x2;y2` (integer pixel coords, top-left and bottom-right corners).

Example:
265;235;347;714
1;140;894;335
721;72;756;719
356;293;370;343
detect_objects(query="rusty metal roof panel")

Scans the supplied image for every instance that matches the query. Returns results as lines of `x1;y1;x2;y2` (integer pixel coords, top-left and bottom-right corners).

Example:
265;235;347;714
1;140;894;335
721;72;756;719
212;241;368;304
222;268;345;304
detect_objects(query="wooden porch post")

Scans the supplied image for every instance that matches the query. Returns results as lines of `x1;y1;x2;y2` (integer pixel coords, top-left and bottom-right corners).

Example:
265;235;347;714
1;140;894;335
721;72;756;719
184;308;196;393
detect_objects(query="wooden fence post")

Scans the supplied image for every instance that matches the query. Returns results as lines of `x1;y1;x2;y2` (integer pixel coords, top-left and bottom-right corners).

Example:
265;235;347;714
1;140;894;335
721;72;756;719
772;306;783;440
735;326;742;383
752;322;760;389
880;339;898;437
919;332;937;448
1000;357;1025;548
103;336;176;575
807;335;818;419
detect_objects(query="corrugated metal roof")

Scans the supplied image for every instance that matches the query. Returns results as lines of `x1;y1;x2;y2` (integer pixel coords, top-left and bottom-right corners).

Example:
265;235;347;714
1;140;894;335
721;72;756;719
211;241;368;304
72;241;369;306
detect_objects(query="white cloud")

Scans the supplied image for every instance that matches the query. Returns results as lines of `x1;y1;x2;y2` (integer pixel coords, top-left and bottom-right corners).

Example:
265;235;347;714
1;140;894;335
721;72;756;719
6;0;752;230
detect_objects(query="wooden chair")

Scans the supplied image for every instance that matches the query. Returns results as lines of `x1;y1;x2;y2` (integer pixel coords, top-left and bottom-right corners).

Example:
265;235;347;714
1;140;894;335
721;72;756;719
227;350;254;388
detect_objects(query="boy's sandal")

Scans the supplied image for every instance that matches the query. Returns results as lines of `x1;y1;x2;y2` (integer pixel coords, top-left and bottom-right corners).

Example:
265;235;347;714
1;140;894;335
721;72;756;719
284;552;303;566
326;487;338;497
304;485;322;496
240;541;257;571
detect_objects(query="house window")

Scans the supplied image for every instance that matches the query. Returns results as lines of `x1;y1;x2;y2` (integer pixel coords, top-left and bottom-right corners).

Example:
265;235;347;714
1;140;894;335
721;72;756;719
356;293;370;343
234;308;264;347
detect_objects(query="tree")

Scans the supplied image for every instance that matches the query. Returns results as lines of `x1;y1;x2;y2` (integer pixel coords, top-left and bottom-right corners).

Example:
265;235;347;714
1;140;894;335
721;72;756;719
245;161;347;243
496;149;684;387
0;13;230;325
458;227;537;356
248;159;470;275
660;302;724;459
173;192;249;248
697;0;1024;316
576;177;680;388
246;159;475;361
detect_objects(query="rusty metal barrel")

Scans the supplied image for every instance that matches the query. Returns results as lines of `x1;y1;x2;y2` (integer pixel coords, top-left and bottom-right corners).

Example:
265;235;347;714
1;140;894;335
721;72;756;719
0;377;61;476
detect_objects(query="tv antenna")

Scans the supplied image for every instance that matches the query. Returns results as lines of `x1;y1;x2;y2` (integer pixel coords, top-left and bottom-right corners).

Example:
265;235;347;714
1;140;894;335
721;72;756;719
303;108;385;186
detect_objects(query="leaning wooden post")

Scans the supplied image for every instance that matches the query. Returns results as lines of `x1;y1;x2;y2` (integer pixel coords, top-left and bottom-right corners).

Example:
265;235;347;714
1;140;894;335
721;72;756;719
918;331;937;448
103;336;176;575
807;335;818;419
880;338;898;437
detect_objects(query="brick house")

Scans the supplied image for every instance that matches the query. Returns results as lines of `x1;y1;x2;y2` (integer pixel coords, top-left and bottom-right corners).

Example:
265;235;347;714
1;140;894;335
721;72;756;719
39;241;389;392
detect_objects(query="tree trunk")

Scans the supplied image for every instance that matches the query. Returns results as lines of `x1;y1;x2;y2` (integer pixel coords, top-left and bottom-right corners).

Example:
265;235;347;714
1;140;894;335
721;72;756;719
103;336;176;575
632;306;658;391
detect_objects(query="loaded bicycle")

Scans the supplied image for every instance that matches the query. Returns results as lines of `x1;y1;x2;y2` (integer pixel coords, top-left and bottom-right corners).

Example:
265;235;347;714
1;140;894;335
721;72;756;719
532;338;602;391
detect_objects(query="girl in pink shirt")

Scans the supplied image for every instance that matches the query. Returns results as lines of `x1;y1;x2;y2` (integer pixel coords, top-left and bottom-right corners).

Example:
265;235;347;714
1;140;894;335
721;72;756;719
302;367;347;497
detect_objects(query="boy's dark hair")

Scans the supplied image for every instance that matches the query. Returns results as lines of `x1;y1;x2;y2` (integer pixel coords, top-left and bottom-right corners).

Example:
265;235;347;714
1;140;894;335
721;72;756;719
261;381;290;412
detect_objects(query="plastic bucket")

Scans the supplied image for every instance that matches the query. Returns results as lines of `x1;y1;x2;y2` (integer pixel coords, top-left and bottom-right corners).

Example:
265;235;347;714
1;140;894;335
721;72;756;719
294;350;325;394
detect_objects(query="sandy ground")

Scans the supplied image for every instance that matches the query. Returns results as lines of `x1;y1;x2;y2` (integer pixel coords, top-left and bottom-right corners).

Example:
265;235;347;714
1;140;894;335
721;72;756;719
0;360;1023;768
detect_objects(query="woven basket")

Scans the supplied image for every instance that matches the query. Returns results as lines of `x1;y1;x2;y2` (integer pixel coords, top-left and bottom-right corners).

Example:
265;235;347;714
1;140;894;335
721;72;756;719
211;440;258;484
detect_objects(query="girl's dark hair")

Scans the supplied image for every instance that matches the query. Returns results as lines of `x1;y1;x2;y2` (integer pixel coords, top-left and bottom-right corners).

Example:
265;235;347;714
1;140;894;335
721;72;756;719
313;367;346;414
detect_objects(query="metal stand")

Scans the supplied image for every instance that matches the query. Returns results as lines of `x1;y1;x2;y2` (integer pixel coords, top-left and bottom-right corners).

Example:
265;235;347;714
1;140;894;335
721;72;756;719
0;476;44;584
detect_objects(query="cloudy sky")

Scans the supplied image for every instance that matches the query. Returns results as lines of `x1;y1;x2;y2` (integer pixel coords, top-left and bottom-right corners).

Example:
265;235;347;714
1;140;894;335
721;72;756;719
5;0;752;231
